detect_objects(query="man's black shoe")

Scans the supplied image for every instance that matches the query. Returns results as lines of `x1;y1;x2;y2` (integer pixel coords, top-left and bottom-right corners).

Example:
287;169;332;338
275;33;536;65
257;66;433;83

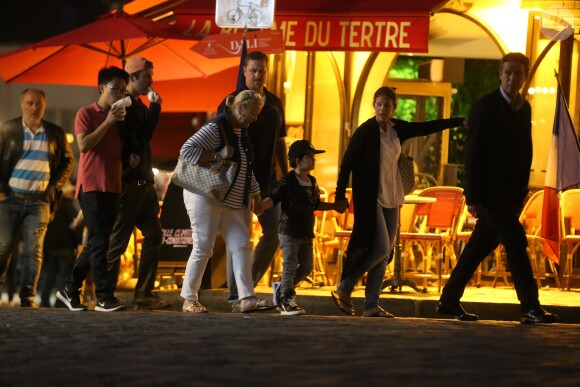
436;301;479;321
95;297;126;312
56;287;87;311
521;307;558;324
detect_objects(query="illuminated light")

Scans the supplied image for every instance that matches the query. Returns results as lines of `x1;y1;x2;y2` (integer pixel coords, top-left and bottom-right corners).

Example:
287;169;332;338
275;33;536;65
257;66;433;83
152;168;159;175
152;11;174;21
66;133;74;143
535;86;541;93
528;88;536;95
283;81;292;89
542;87;549;94
549;87;556;94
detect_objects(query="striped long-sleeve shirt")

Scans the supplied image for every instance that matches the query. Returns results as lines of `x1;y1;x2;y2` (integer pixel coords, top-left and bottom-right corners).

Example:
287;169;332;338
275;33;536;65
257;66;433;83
180;122;259;209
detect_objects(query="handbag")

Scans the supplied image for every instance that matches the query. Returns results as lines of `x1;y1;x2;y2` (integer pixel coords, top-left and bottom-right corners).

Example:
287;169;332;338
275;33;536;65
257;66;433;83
398;153;416;195
171;123;238;202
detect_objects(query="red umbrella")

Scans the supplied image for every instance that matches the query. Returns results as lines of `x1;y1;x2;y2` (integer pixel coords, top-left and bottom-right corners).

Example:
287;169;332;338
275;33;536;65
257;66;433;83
0;10;238;86
154;66;238;112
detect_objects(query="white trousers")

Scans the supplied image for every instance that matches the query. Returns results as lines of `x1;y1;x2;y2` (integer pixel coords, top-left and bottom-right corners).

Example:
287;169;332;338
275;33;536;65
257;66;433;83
181;190;254;301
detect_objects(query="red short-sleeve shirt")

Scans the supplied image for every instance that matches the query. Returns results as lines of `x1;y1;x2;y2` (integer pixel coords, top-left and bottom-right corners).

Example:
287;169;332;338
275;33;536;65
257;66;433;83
75;102;122;197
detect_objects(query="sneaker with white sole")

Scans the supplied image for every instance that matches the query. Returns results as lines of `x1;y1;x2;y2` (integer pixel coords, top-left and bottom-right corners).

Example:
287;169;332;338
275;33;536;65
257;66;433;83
56;287;87;312
95;297;126;312
280;297;305;316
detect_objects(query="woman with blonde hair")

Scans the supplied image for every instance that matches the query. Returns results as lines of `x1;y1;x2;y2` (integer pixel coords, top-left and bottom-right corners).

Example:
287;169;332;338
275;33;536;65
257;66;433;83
179;90;274;313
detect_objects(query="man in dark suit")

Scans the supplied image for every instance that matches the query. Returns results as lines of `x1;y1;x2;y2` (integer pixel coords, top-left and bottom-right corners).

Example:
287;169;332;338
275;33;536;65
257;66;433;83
437;53;558;324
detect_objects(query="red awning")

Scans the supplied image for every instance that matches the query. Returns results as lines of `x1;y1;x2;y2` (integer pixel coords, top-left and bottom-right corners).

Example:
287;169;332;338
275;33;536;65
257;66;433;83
174;0;447;53
175;0;447;16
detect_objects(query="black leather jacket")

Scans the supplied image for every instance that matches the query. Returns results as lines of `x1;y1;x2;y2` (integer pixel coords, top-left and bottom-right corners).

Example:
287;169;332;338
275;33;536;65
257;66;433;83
268;171;321;238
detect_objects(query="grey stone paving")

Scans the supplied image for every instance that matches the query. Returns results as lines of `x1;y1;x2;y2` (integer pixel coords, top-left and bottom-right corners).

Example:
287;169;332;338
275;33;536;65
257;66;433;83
1;308;579;386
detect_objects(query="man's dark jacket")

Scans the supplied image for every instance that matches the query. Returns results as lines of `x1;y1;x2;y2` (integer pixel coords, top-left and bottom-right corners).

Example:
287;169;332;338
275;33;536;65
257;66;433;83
0;117;74;216
463;88;532;210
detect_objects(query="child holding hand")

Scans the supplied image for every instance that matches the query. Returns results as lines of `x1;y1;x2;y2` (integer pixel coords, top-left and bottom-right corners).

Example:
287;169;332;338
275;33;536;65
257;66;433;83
263;140;344;315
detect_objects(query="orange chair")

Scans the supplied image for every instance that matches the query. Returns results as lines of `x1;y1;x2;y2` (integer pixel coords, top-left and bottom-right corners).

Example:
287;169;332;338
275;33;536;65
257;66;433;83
490;191;560;289
453;205;495;287
400;186;465;292
316;189;352;285
310;187;329;286
333;191;354;285
560;189;580;291
400;201;422;273
518;190;560;288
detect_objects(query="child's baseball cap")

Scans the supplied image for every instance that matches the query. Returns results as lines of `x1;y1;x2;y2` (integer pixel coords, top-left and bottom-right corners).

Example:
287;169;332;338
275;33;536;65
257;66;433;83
288;140;325;161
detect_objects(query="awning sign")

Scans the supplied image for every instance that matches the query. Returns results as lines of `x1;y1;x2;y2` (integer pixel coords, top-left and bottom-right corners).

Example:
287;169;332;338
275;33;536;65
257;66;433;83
215;0;276;29
191;30;285;58
178;15;430;52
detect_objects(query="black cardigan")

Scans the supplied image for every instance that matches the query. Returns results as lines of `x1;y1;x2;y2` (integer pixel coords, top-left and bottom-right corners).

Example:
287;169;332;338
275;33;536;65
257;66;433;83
336;115;464;262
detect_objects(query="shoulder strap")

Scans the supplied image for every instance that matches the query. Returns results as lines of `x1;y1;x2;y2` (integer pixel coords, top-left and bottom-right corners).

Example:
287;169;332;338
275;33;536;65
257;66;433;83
211;119;229;148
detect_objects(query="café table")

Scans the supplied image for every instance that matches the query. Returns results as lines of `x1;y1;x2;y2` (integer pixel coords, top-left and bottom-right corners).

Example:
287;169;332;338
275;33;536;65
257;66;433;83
382;194;436;293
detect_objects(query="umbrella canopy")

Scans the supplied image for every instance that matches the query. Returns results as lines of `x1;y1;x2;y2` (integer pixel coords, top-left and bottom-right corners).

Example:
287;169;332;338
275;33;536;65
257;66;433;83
0;10;238;86
154;66;238;112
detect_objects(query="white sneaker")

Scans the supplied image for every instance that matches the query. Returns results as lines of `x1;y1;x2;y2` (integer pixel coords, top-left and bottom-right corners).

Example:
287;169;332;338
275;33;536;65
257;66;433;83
280;297;305;316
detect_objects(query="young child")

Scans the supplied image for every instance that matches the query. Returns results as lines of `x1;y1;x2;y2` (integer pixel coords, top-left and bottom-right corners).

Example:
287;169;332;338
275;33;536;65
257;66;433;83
263;140;344;315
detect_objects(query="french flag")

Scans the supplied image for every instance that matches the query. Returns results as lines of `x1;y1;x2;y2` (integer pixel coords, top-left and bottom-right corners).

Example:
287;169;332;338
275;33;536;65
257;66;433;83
541;82;580;264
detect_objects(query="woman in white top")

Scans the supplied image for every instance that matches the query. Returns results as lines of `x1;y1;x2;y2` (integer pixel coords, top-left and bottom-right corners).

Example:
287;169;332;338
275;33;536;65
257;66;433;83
179;90;274;313
332;86;464;317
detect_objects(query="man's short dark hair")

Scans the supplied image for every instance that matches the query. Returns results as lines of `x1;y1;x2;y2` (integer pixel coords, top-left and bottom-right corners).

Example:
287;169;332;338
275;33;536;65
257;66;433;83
501;53;530;74
97;66;129;88
244;51;268;66
20;88;45;101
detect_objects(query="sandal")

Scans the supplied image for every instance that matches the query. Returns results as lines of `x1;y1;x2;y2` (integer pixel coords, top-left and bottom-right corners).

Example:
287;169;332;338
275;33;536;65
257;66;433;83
331;290;355;316
182;300;208;313
240;296;276;313
363;306;394;318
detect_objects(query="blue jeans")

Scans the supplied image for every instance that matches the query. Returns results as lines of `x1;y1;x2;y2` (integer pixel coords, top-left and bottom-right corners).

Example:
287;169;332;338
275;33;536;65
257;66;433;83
0;196;50;302
278;234;313;300
227;203;281;301
338;204;398;310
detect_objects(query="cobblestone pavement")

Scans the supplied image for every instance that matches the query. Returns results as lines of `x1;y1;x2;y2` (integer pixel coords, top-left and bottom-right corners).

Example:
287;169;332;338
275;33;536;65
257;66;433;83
1;308;579;386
